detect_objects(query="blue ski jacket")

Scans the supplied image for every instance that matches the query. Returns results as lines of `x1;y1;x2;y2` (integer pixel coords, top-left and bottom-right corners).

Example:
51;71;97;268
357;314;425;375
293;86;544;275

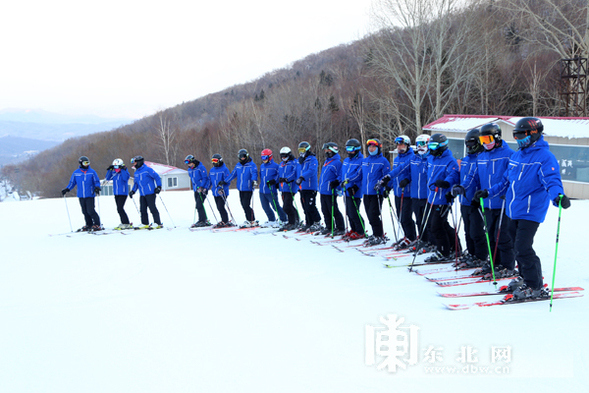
387;148;414;197
341;152;364;198
131;165;162;196
66;166;101;198
105;168;130;196
409;153;429;200
226;158;258;191
260;159;281;194
298;153;319;191
361;153;391;196
488;137;563;223
319;153;342;195
209;164;230;197
187;161;210;191
427;149;460;205
457;153;480;207
278;158;299;194
462;142;514;209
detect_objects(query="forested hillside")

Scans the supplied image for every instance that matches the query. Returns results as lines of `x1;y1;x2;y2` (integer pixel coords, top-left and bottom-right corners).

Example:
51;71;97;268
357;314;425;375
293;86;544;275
3;0;587;198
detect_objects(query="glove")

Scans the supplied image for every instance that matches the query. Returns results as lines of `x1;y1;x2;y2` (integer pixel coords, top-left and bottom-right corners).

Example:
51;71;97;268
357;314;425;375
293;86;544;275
121;165;127;170
107;165;114;171
295;177;304;186
277;178;287;184
471;197;480;209
129;190;135;198
555;194;571;209
154;186;161;194
451;185;465;197
445;191;454;204
218;180;227;186
383;186;392;198
267;179;276;187
434;180;450;189
94;186;101;195
329;179;340;190
61;188;70;196
474;189;489;201
399;178;410;188
348;184;359;196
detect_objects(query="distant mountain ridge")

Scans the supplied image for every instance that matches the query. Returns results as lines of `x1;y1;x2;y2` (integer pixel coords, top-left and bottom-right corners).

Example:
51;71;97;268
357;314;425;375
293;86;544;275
0;108;134;125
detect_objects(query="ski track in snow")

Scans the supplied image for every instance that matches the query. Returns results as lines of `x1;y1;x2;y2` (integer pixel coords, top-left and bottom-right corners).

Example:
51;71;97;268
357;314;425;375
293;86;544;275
0;191;588;392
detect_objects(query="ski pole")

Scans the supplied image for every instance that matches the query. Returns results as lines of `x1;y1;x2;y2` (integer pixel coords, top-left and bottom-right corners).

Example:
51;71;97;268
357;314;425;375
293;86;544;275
131;194;140;216
197;191;210;222
331;188;335;237
63;194;73;232
397;189;405;240
479;198;497;287
550;195;564;312
158;194;176;228
409;189;437;272
491;198;506;270
385;195;398;243
269;185;281;222
288;182;302;224
219;188;236;224
449;196;460;266
205;193;219;223
350;193;366;235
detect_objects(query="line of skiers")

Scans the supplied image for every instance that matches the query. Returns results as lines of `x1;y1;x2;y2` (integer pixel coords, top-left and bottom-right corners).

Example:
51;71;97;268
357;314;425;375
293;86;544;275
61;117;570;300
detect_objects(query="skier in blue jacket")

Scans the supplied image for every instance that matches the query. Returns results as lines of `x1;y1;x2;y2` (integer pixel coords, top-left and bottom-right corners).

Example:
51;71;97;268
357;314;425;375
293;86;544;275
463;123;516;273
105;158;131;230
259;148;287;227
295;141;322;232
225;149;258;227
185;154;211;228
318;142;345;236
62;155;102;231
409;134;432;249
424;134;460;261
450;129;487;267
278;147;300;230
209;153;233;228
129;156;163;229
481;117;570;300
377;135;417;248
362;138;391;246
341;138;365;239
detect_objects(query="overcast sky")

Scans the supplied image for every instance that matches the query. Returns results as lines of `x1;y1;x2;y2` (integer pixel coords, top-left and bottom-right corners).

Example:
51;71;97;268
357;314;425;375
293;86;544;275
1;0;373;119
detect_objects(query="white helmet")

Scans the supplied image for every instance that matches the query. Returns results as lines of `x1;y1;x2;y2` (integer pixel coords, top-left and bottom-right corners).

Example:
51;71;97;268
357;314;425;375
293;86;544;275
280;147;291;155
112;158;124;166
415;134;430;155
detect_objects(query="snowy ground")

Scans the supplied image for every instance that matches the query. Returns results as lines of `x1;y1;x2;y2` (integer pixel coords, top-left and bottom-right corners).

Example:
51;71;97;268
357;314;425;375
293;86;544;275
0;191;587;393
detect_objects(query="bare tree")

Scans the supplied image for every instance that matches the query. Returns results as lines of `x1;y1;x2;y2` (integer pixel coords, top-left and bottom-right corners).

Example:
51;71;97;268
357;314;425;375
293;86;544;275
155;110;178;165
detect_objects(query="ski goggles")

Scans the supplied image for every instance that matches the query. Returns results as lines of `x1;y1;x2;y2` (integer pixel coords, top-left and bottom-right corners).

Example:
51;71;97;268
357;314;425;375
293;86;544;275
512;130;528;140
346;145;360;152
479;135;495;145
427;142;441;150
211;158;220;164
298;147;309;154
416;141;428;147
261;155;270;161
81;161;90;166
394;137;407;145
366;139;380;147
184;159;192;164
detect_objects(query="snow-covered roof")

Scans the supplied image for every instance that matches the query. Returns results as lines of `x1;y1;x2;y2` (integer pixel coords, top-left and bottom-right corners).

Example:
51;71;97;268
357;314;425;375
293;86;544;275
144;161;188;176
423;115;589;139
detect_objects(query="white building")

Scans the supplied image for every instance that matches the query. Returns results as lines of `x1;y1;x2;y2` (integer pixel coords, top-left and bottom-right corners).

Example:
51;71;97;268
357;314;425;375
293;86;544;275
422;115;589;199
101;161;190;195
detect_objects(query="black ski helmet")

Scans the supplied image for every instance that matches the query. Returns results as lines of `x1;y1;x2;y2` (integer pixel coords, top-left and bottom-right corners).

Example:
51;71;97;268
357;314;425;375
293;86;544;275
184;154;196;165
212;153;223;167
322;142;338;158
238;149;249;162
79;156;90;167
479;122;502;150
345;138;361;157
428;134;448;156
131;155;144;169
298;141;311;156
465;128;483;155
513;117;543;149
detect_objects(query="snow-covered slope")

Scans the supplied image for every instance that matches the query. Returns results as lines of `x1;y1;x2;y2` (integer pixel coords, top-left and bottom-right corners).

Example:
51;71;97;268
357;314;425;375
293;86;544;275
0;192;587;392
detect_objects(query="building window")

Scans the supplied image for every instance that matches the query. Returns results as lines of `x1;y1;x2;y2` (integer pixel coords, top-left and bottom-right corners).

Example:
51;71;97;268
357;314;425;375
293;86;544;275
167;177;178;188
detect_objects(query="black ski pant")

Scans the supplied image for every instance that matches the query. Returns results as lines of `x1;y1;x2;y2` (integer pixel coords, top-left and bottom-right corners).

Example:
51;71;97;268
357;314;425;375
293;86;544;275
430;204;459;258
281;192;299;225
345;195;365;235
395;194;416;241
320;193;344;231
363;194;384;237
239;191;255;222
79;197;100;227
513;219;543;290
300;190;321;225
412;198;430;243
484;207;515;270
140;194;161;225
115;195;130;224
193;191;208;223
214;195;229;223
461;204;487;261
